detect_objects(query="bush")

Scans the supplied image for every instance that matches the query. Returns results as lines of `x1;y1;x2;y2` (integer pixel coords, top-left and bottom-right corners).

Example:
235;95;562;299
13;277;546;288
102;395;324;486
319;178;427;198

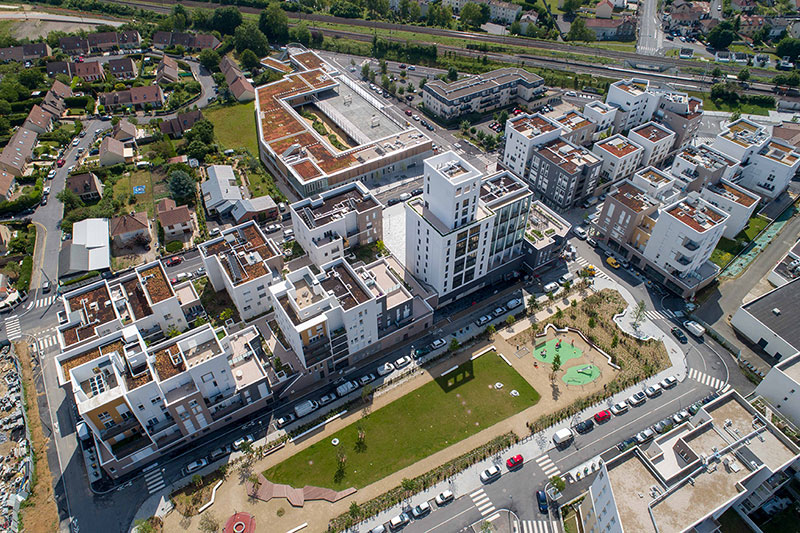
165;240;184;253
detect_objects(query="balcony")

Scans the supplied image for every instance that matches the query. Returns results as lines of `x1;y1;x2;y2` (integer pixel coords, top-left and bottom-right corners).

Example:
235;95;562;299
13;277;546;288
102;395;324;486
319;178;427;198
99;416;140;441
110;432;152;459
210;397;245;422
675;255;692;266
146;417;176;436
155;429;184;449
205;388;236;409
683;239;700;252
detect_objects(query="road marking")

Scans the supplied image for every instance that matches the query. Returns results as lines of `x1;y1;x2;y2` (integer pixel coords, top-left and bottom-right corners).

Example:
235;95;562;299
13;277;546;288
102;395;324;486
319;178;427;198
645;309;675;321
470;488;495;516
4;316;20;340
37;334;58;351
535;455;561;477
688;368;725;390
35;296;56;308
520;520;551;533
144;468;165;494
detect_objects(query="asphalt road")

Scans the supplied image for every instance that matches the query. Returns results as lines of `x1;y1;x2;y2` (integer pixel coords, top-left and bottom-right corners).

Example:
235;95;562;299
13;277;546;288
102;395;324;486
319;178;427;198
637;0;664;56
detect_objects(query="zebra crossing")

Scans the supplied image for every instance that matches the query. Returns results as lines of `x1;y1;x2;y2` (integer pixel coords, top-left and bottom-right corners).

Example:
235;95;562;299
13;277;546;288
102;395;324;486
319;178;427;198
644;308;678;321
688;368;729;391
37;334;58;352
35;296;56;308
469;488;496;517
574;257;611;280
535;455;561;477
144;468;166;494
4;316;20;341
518;519;552;533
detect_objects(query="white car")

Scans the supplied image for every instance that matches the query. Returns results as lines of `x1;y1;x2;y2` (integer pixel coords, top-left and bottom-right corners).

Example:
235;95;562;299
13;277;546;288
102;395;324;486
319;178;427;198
412;114;420;121
276;414;296;428
233;434;254;450
431;338;446;349
480;465;501;483
435;489;454;505
42;186;51;196
610;402;629;416
543;281;560;293
377;362;395;376
319;393;337;406
475;314;492;327
47;170;56;179
493;306;506;317
359;373;376;385
673;410;690;424
659;376;678;389
394;356;412;369
506;298;522;309
72;138;80;146
184;458;208;474
573;226;588;239
399;192;412;201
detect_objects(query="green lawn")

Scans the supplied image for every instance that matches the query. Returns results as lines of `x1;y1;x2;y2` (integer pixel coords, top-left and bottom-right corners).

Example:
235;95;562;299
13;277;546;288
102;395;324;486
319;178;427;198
113;171;156;217
687;90;773;116
204;102;259;155
264;353;539;490
709;214;771;267
738;214;769;241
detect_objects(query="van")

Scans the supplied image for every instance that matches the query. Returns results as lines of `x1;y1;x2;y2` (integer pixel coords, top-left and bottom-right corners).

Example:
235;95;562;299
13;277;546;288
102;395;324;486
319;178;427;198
683;320;705;338
336;380;359;397
553;428;574;446
558;272;574;286
293;399;319;418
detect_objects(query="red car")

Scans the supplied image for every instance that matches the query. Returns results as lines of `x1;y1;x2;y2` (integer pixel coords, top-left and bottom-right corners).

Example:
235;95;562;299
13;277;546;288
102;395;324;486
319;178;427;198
56;159;65;168
506;454;523;470
593;410;612;424
165;257;183;267
405;109;412;116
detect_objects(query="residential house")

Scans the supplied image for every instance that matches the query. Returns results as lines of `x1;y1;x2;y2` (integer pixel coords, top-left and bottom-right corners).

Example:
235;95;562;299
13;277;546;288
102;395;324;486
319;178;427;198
113;119;139;144
0;43;51;63
107;57;138;80
66;172;104;202
772;121;800;149
99;137;133;167
65;218;110;273
738;14;765;38
100;86;164;110
23;104;54;135
627;121;676;167
58;36;90;55
60;31;140;54
201;165;241;215
231;197;279;224
584;16;637;41
159;110;204;138
442;0;521;24
518;11;539;32
152;31;220;50
156;56;179;84
731;0;756;11
110;212;151;246
595;0;614;18
73;61;106;82
0;127;37;177
0;170;14;201
220;57;254;102
46;61;72;78
667;0;710;30
592;134;644;186
767;15;792;38
156;198;194;240
41;80;73;118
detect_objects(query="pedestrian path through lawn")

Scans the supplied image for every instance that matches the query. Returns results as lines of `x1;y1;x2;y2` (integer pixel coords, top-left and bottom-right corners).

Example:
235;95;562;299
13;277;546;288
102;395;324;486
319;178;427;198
263;352;539;490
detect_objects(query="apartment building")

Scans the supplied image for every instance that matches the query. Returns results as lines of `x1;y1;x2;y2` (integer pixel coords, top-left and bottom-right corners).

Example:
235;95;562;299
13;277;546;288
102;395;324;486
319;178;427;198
530;137;602;209
731;277;800;360
605;78;658;132
199;222;283;321
698;179;759;239
290;182;383;268
523;201;572;271
592;180;727;297
669;143;740;190
256;48;431;197
269;257;433;378
552;110;597;146
405;152;532;303
56;321;272;478
583;100;617;137
579;391;800;533
768;240;800;287
592;134;644;186
422;68;545;120
502;113;562;179
651;89;703;151
442;0;522;24
57;261;199;351
754;352;800;426
627;122;675;168
712;118;800;199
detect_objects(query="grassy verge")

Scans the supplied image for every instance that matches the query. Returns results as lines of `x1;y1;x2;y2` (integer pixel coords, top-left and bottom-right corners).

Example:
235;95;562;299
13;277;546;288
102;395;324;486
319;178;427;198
687;90;773;116
264;352;539;490
204;102;259;156
709;214;770;268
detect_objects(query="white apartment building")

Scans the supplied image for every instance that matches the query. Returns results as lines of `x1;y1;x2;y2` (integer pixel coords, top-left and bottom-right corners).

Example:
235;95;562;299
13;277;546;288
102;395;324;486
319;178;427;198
605;78;658;132
583;100;617;138
731;277;800;360
699;179;759;239
552;110;597;146
580;391;800;533
422;68;544;121
650;89;703;151
199;221;283;321
592;134;644;185
290;182;383;269
754;352;800;427
713;118;800;199
405;152;532;303
442;0;522;24
56;322;271;478
670;143;740;186
627;121;675;168
502;113;562;179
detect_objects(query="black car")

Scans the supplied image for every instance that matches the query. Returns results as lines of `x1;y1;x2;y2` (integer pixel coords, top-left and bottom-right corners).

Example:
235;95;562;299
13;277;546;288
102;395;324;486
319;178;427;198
387;197;401;206
574;419;594;434
671;327;688;344
411;188;423;196
426;124;434;131
536;490;548;514
617;437;637;452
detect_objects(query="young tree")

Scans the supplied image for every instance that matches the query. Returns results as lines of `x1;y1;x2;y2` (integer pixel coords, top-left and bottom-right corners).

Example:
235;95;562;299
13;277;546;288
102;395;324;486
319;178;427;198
550;474;566;492
486;324;496;338
633;299;647;326
361;63;372;80
449;338;460;352
711;66;723;79
169;170;196;202
198;511;220;533
551;352;561;380
447;66;458;81
527;296;539;315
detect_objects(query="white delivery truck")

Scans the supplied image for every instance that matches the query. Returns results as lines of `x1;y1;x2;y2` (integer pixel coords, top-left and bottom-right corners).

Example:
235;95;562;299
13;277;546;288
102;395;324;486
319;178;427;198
553;428;574;446
336;380;359;397
683;320;706;338
294;399;319;418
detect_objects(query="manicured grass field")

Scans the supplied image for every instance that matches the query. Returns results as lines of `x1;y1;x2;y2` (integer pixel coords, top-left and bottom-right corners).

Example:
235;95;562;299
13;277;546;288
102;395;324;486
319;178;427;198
534;339;583;365
264;352;539;489
204;102;259;156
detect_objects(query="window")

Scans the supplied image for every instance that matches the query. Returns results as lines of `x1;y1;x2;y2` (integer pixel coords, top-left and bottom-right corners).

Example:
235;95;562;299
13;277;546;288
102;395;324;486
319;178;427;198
201;372;215;383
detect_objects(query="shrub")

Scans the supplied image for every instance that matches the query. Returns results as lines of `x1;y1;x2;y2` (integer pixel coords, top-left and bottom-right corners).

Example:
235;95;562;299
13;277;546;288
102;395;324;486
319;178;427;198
165;240;184;253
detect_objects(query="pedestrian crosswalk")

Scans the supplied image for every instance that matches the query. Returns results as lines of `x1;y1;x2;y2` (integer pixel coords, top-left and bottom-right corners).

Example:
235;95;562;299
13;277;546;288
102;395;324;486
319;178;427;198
688;368;729;391
144;468;165;494
535;455;561;477
470;488;495;517
574;257;611;280
4;316;20;341
37;334;58;352
644;309;678;321
518;519;552;533
35;296;56;308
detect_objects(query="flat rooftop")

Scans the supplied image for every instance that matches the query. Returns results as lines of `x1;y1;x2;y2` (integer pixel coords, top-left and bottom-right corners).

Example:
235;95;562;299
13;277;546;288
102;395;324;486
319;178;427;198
706;181;759;208
614;79;648;96
200;222;276;286
666;199;726;232
479;171;530;209
778;355;800;384
424;67;542;102
538;138;599;174
596;135;641;158
720;118;769;147
632;122;674;143
678;144;738;172
364;261;411;309
320;263;370;310
293;277;324;310
151;342;185;381
62;284;117;347
740;277;800;352
509;113;558;139
60;339;124;383
554;110;592;131
315;88;404;141
295;184;379;229
613;181;659;213
606;453;661;533
585;100;614;115
139;264;173;304
760;140;799;166
637;168;672;186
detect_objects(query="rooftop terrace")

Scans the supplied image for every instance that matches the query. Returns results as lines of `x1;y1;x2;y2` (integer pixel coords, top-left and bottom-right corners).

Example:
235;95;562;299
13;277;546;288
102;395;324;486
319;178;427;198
720;119;769;147
554;111;592;132
151;342;185;381
760;140;799;166
678;144;737;172
320;263;370;310
509;114;558;139
295;184;379;229
596;135;641;158
424;67;542;101
666;198;726;232
62;284;118;347
538;138;599;174
613;181;659;213
632;122;673;143
614;79;648;96
201;222;276;286
479;171;529;208
139;264;172;304
706;181;759;207
638;168;672;186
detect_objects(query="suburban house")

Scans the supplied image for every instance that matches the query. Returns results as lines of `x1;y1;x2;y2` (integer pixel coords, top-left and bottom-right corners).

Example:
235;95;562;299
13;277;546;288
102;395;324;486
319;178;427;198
107;57;138;79
0;43;51;63
201;165;242;215
231;196;278;223
731;0;756;11
41;80;73;118
220;57;255;102
62;218;111;274
152;31;221;50
100;86;164;111
156;56;179;84
159;110;204;138
59;31;141;54
23;104;54;134
112;119;139;144
668;0;710;29
66;172;104;202
0;127;37;177
0;170;14;201
585;16;637;41
110;212;151;246
156;198;194;240
47;60;106;82
99;136;133;167
442;0;521;24
738;14;766;38
595;0;614;18
518;11;539;32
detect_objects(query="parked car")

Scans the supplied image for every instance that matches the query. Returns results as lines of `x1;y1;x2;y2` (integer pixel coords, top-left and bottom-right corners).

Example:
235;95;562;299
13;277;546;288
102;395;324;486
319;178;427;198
394;355;412;368
387;198;401;206
543;281;559;293
575;419;594;434
266;223;281;233
431;338;446;349
57;158;65;167
165;257;183;267
42;186;51;196
435;490;454;505
41;281;51;293
371;526;386;533
377;362;395;376
480;465;501;483
617;437;637;451
593;410;612;423
493;306;506;317
653;418;673;434
319;392;337;406
627;392;646;407
359;373;376;385
636;428;655;444
410;188;423;196
606;257;621;269
506;454;523;470
411;501;431;519
553;428;574;446
671;327;688;344
389;513;410;530
399;192;412;201
537;490;548;513
573;226;587;239
233;434;254;450
184;458;208;474
194;268;206;278
475;315;492;327
506;298;522;309
405;109;412;116
72;138;80;146
645;384;662;398
209;445;231;461
276;414;296;428
659;376;678;389
673;410;690;424
610;402;629;416
47;170;56;180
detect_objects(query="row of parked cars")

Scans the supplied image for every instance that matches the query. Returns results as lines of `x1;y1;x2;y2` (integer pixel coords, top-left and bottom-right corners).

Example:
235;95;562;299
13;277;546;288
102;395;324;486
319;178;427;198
474;297;522;327
371;489;454;532
182;434;255;474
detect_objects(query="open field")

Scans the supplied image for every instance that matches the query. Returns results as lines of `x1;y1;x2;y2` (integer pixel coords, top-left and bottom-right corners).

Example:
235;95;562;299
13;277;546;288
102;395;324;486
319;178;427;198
264;352;540;490
204;102;259;155
113;171;156;217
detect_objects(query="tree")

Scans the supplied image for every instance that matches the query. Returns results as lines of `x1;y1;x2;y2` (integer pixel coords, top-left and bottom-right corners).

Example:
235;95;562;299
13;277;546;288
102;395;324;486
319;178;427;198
234;21;269;57
186;119;215;144
510;20;522;35
361;383;373;404
349;501;361;518
361;63;372;80
449;338;460;352
707;24;736;50
711;66;723;79
552;351;561;374
486;324;496;338
210;6;243;35
220;308;234;321
460;2;488;28
738;67;750;82
56;189;84;211
240;49;259;71
187;140;211;162
260;2;290;42
566;17;595;41
198;511;220;533
562;0;583;14
407;0;422;21
198;48;220;71
18;69;43;90
291;23;312;46
550;474;566;492
460;120;471;133
633;299;647;326
527;296;539;315
447;66;458;81
380;59;388;74
169;170;196;202
366;0;390;17
505;315;515;326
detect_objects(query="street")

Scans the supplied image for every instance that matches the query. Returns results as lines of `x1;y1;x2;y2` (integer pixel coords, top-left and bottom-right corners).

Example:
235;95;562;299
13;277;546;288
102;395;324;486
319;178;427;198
637;0;664;56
